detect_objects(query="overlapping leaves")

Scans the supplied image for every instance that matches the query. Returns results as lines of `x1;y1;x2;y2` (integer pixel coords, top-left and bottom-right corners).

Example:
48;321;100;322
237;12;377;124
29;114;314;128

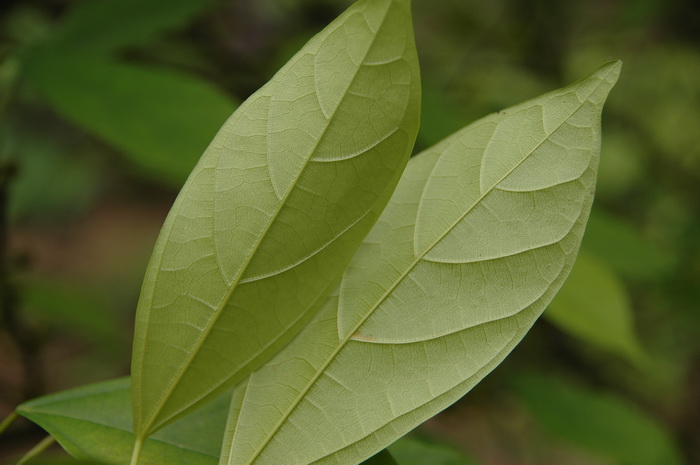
15;0;621;464
219;61;620;465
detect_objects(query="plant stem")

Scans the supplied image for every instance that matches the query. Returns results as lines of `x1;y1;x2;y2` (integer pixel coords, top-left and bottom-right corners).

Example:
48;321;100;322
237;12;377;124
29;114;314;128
0;411;17;435
129;437;144;465
16;435;55;465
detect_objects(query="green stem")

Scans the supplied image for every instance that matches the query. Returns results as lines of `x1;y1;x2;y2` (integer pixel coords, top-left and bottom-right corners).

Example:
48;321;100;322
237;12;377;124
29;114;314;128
129;436;144;465
16;435;55;465
0;411;17;435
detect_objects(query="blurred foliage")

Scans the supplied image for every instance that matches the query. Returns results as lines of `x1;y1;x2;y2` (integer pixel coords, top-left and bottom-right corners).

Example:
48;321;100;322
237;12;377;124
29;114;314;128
513;373;683;465
547;251;647;367
0;0;698;463
390;436;478;465
23;52;236;185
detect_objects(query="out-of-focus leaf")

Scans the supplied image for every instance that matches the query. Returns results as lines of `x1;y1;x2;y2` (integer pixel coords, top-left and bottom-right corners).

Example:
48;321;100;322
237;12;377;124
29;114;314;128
514;373;683;465
23;53;237;186
596;129;647;200
546;250;646;365
360;450;399;465
16;378;229;465
4;121;102;222
131;0;420;440
584;210;676;280
567;45;700;174
219;62;620;465
417;83;469;148
453;61;551;123
7;457;105;465
1;6;53;47
50;0;217;54
389;437;477;465
22;279;119;345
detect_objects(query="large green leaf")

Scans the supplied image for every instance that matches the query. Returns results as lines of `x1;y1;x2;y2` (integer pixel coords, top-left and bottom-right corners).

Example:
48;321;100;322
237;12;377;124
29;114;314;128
49;0;217;54
16;378;229;465
131;0;420;439
219;62;621;465
546;250;646;365
23;54;236;185
514;373;683;465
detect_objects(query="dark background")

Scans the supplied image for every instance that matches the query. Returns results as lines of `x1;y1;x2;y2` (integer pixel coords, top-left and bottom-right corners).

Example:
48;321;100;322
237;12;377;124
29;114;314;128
0;0;699;463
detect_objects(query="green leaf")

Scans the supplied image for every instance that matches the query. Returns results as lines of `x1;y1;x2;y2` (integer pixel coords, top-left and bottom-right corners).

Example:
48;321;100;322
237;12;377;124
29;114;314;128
360;450;399;465
49;0;217;54
219;62;621;465
9;459;105;465
584;210;676;280
22;279;120;346
546;250;646;364
23;53;237;186
131;0;420;438
513;373;683;465
16;378;229;465
4;120;102;222
389;437;477;465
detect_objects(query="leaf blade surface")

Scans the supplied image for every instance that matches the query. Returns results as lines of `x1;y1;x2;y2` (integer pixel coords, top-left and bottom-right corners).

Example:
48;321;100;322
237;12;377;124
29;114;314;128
130;0;420;437
17;379;230;465
220;62;621;465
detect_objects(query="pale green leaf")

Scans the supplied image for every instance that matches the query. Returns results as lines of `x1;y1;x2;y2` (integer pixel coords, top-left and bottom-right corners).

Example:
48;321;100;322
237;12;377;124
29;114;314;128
23;53;236;185
514;373;683;465
219;62;621;465
16;378;230;465
131;0;420;438
546;250;646;364
50;0;217;54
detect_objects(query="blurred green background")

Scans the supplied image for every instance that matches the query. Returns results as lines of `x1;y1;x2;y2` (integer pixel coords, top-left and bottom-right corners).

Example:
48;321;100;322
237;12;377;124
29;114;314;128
0;0;698;463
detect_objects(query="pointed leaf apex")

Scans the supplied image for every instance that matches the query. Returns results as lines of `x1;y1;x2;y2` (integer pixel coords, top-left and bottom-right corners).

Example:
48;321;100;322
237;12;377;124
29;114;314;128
601;59;622;77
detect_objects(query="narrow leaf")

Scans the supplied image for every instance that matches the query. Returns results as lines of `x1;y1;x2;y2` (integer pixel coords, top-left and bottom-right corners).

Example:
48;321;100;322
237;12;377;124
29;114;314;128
50;0;216;54
23;53;237;185
16;379;229;465
546;250;646;364
514;373;683;465
131;0;420;437
220;62;621;465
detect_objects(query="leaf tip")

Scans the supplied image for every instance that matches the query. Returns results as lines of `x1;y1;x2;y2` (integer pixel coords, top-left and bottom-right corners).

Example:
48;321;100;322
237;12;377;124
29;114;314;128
598;59;623;85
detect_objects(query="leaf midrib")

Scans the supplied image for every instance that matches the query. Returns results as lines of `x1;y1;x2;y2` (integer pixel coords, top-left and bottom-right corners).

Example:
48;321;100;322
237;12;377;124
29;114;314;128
138;0;397;437
308;318;527;464
239;67;613;464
